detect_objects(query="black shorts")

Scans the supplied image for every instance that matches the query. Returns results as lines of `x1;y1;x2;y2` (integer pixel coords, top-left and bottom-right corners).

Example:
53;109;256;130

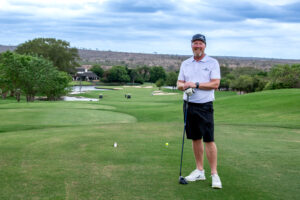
183;101;214;142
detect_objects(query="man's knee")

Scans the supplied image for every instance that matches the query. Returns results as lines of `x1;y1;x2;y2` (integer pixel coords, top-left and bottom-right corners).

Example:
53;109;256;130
205;141;215;145
193;139;203;145
205;141;217;149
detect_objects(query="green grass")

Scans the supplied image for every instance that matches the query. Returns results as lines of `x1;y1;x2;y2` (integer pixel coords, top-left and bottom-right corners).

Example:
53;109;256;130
0;86;299;200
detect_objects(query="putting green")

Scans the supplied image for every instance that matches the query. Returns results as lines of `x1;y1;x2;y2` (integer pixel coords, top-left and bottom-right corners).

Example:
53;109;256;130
0;102;136;133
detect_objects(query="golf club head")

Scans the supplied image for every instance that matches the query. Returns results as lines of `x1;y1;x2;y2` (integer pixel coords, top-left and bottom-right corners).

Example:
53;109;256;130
179;176;188;185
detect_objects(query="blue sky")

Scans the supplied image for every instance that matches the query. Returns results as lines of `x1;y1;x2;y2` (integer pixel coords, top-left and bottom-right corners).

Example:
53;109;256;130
0;0;300;59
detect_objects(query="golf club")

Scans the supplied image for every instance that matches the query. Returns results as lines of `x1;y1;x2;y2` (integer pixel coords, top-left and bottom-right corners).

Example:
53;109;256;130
179;88;194;185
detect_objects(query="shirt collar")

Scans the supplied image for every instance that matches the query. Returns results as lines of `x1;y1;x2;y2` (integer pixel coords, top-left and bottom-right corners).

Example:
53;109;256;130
191;55;208;63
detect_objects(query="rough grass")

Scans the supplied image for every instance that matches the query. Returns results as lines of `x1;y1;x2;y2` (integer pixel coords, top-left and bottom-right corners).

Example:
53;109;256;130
0;87;299;200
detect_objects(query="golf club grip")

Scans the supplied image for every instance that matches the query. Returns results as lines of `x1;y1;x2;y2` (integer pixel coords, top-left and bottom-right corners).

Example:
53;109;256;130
179;96;189;176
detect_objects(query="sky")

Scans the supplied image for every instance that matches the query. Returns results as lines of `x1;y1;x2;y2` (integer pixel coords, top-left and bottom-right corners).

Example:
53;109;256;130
0;0;300;59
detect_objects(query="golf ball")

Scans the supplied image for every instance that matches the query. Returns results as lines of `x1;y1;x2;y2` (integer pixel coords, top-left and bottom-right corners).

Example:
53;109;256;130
114;142;117;147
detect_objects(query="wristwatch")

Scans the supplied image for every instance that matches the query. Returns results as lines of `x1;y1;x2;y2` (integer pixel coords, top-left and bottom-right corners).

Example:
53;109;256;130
195;82;199;89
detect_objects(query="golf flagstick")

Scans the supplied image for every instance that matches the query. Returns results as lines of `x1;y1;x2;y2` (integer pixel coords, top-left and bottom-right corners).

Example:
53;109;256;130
179;95;189;185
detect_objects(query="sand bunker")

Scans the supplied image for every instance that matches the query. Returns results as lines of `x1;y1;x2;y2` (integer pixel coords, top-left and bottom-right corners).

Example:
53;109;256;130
123;86;142;88
152;91;178;95
123;85;153;89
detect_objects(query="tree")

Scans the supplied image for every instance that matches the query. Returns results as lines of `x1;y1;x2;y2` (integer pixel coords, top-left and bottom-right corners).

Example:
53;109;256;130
252;75;267;92
219;74;234;91
106;66;130;83
221;67;269;92
231;67;266;78
265;64;300;90
291;64;300;73
230;75;253;93
0;51;71;102
0;63;11;99
240;75;254;93
134;73;144;84
137;65;150;82
39;70;72;101
150;66;166;83
165;71;178;89
90;64;104;78
128;68;144;84
18;55;57;101
219;78;231;91
0;51;24;99
155;79;164;90
220;66;232;78
15;38;80;73
292;64;300;87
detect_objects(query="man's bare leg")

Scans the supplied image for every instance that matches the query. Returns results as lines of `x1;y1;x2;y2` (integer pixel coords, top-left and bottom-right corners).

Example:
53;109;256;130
185;139;206;182
205;141;218;174
192;139;204;170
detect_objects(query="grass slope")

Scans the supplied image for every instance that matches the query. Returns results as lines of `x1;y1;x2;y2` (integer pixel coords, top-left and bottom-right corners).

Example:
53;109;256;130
0;87;299;200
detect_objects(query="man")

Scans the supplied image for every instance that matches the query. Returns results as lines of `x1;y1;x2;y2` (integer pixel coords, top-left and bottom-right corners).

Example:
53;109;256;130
177;34;222;189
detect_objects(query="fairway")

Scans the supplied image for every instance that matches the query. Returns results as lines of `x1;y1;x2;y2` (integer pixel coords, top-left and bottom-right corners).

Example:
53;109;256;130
0;87;299;200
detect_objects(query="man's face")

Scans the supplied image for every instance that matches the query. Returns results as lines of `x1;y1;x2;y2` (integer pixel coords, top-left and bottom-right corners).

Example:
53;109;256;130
191;40;206;57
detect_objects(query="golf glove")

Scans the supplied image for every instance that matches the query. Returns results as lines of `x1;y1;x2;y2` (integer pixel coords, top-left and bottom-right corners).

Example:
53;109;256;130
185;88;195;96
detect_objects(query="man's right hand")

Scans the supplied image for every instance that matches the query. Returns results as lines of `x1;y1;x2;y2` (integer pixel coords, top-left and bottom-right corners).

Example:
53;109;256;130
183;82;196;90
185;88;195;96
177;81;197;91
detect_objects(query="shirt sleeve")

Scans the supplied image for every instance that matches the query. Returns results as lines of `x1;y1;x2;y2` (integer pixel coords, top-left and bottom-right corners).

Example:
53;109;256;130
211;60;221;79
177;62;185;81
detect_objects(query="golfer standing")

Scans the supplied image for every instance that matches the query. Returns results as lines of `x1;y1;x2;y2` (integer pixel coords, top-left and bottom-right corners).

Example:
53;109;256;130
177;34;222;189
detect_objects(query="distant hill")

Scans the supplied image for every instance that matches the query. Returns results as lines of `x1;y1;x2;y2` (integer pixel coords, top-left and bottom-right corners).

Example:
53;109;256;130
1;45;299;71
0;45;16;52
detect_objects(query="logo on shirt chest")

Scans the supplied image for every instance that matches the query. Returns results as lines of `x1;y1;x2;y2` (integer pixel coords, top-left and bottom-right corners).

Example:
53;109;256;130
202;67;210;71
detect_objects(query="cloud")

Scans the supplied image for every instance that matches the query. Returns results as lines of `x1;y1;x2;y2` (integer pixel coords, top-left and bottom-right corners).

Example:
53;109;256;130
0;0;299;59
103;0;176;13
205;0;300;23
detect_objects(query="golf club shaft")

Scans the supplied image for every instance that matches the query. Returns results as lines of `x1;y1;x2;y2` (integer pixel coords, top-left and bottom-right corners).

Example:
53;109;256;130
179;95;189;176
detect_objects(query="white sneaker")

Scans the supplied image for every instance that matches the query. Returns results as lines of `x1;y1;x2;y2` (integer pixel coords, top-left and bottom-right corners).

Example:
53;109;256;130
212;174;222;189
185;169;206;182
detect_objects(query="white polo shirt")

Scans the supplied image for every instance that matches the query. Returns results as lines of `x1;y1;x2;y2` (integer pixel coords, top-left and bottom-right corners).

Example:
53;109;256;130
178;55;221;103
